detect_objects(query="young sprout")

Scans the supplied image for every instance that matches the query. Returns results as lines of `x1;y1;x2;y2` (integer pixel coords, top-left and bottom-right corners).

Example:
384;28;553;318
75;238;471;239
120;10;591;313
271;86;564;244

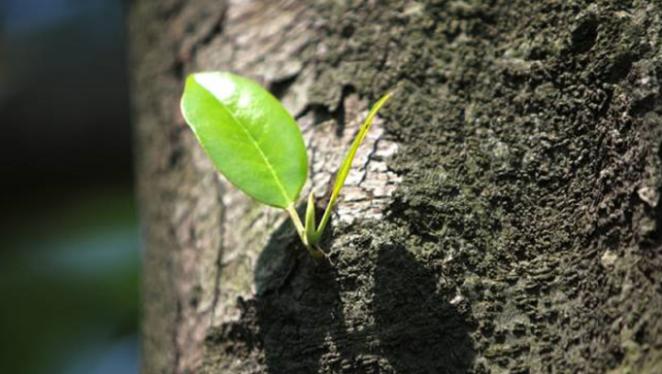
181;72;392;258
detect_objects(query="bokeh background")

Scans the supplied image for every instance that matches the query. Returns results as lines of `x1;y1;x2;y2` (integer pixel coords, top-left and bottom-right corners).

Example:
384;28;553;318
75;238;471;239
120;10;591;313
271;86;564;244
0;0;139;373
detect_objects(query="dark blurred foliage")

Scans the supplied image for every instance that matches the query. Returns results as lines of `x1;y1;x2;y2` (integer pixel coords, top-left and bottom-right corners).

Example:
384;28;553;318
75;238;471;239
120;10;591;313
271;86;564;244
0;0;139;373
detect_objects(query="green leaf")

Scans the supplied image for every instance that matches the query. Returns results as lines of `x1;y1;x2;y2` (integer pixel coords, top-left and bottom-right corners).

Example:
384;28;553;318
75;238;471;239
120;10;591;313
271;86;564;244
310;92;393;244
304;191;316;242
180;72;308;208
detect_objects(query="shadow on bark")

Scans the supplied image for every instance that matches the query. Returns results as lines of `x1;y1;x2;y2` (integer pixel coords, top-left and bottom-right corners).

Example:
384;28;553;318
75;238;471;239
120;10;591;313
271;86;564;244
254;218;350;373
373;243;476;373
251;219;475;373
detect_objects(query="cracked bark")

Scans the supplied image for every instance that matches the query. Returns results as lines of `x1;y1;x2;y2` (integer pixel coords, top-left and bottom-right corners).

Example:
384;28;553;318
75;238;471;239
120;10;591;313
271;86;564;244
132;0;662;373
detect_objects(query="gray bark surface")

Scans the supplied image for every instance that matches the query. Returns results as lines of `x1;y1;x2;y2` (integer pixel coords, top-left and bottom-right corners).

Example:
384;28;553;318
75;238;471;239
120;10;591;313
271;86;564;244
131;0;662;373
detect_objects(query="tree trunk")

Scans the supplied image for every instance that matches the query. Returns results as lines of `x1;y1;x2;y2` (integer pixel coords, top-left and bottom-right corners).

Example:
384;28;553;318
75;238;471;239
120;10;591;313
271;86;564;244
130;0;662;373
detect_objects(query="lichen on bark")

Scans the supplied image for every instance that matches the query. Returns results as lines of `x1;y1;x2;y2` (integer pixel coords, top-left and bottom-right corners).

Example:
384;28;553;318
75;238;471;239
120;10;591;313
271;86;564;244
131;0;662;373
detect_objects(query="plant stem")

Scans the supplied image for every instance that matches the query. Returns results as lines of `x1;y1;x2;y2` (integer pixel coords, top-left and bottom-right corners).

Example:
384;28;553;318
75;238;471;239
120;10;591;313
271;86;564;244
286;204;306;244
315;195;336;240
286;204;326;259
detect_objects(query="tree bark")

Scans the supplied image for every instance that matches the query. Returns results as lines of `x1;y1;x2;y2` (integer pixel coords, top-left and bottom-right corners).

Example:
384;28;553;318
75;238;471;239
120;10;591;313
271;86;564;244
130;0;662;373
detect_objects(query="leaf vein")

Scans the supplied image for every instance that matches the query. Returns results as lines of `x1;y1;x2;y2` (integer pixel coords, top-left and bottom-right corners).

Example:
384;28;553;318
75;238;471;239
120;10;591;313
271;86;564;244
215;100;291;205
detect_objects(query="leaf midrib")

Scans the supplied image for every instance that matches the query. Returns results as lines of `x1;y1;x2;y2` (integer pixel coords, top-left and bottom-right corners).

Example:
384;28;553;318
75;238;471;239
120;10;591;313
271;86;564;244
212;92;291;206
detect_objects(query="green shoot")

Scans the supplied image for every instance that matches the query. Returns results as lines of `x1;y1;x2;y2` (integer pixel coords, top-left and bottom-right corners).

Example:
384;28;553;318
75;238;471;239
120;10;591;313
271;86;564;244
180;71;392;259
304;92;393;248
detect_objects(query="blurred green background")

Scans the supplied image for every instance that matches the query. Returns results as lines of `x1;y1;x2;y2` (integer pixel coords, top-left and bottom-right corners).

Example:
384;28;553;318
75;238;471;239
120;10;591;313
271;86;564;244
0;0;139;373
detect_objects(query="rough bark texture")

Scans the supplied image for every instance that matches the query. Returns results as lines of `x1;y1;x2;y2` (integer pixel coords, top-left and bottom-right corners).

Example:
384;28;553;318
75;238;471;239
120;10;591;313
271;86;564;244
131;0;662;373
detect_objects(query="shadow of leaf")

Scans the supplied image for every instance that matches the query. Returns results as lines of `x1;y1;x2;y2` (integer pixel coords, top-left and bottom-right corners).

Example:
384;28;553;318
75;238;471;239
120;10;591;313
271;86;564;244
372;242;475;373
253;217;347;373
244;218;475;373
